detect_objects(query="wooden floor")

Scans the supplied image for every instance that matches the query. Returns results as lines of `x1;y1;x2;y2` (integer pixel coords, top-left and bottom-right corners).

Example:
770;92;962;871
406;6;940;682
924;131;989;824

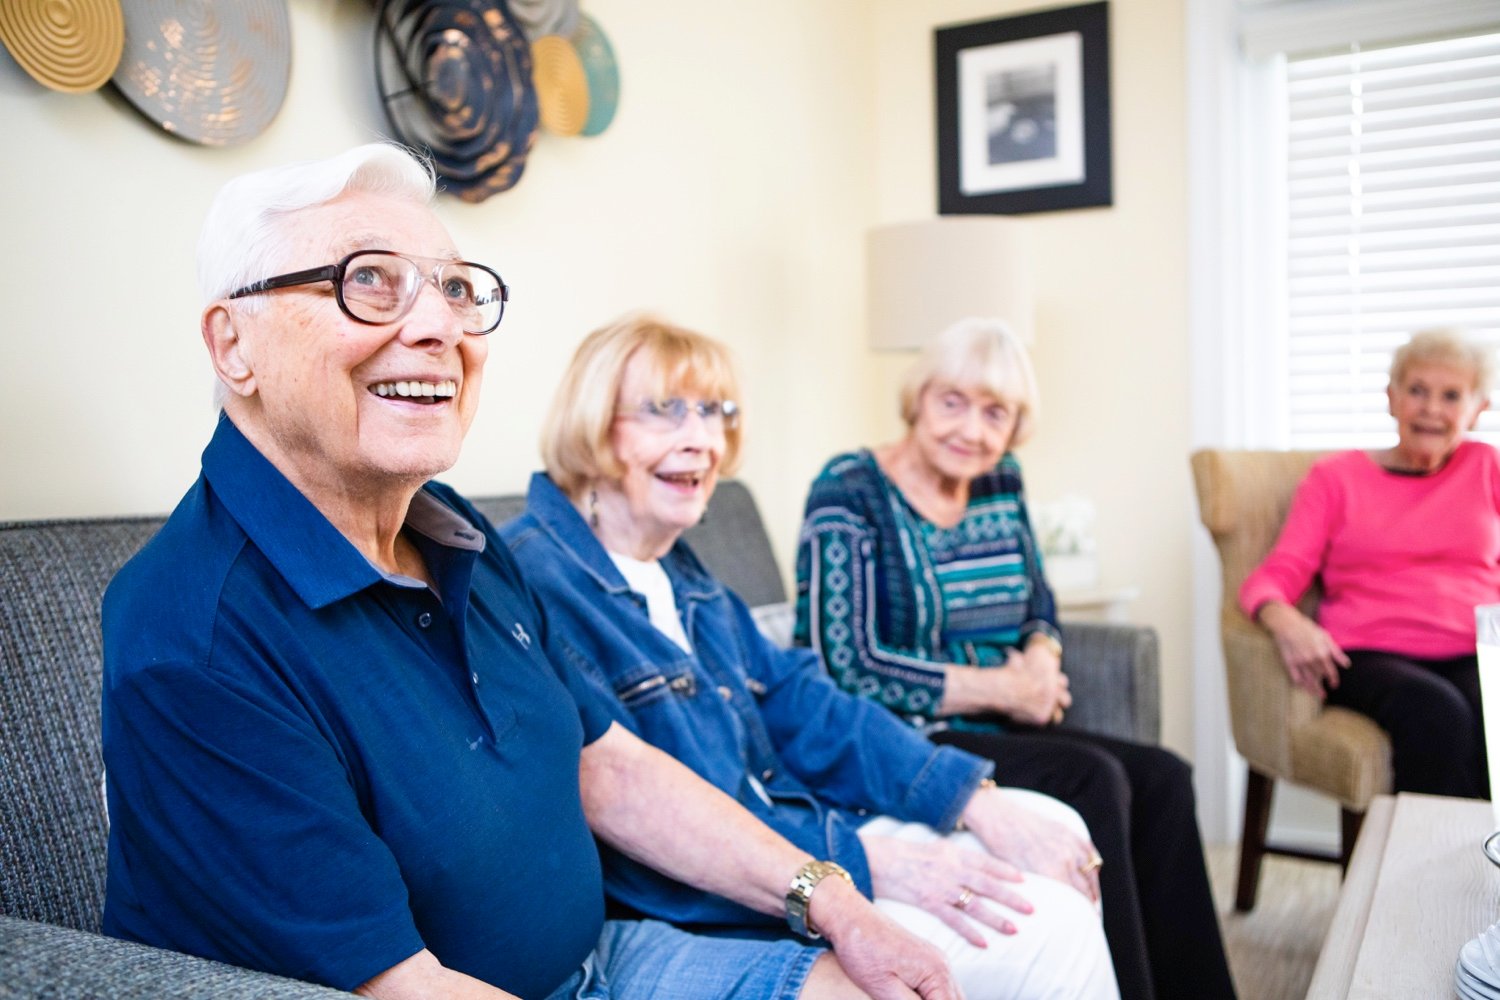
1205;843;1343;1000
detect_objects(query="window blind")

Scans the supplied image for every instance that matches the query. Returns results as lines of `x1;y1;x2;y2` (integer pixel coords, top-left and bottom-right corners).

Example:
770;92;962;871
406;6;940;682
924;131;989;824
1282;29;1500;448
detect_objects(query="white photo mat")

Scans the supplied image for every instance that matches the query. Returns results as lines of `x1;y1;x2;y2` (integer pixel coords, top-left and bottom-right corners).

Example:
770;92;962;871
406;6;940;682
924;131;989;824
957;31;1085;196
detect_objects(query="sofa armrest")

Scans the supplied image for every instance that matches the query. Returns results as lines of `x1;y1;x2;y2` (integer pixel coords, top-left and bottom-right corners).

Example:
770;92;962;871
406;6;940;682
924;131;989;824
0;915;354;999
1056;622;1161;744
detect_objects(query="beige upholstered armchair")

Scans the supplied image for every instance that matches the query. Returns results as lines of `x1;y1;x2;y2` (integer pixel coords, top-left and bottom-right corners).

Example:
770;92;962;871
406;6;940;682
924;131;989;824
1190;449;1393;911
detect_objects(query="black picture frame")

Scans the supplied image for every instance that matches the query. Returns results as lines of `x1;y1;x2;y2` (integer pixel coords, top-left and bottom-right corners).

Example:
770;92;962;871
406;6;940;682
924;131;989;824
935;2;1112;215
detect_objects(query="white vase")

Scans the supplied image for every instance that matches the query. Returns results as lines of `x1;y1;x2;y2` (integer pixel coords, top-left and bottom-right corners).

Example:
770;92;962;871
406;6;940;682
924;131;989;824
1045;552;1099;592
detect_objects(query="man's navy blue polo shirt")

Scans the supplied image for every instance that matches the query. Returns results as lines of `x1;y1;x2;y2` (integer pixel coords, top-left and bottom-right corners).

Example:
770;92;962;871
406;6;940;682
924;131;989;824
101;416;613;998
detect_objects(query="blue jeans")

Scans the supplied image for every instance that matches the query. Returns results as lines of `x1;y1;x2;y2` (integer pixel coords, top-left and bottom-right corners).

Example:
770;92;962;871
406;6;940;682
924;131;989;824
544;919;820;1000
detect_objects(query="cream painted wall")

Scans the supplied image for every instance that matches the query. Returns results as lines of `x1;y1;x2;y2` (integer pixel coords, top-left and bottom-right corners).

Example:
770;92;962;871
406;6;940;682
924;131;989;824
869;0;1195;758
2;0;1198;762
0;0;880;575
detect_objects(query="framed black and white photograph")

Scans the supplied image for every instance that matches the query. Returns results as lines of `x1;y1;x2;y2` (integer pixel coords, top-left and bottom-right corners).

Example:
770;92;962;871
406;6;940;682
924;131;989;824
936;2;1112;215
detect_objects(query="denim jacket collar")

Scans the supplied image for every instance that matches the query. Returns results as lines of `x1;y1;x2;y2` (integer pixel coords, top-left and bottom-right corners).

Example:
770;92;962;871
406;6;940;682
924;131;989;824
523;472;722;605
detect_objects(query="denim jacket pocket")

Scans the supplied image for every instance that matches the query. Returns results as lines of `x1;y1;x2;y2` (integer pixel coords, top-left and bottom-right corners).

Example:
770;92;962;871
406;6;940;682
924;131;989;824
615;665;698;708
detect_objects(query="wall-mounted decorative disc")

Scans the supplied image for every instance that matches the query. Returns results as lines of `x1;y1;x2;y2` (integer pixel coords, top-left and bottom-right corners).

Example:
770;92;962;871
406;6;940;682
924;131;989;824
0;0;124;94
531;34;587;136
508;0;578;40
376;0;540;202
110;0;291;146
572;13;617;137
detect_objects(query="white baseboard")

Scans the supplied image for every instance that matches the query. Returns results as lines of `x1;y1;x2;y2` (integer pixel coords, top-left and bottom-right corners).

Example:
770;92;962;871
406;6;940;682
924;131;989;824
1266;783;1340;853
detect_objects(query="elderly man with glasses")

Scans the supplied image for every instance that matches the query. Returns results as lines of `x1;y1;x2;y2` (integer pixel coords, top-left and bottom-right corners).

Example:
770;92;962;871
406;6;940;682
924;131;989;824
100;144;956;1000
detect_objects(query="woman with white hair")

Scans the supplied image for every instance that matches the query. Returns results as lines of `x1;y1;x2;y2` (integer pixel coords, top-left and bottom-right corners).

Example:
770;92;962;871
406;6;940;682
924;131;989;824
1241;327;1499;798
795;318;1236;1000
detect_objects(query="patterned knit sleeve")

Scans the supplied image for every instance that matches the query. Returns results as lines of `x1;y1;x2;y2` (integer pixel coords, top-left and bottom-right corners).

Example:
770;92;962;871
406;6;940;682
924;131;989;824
794;463;951;720
1008;462;1061;646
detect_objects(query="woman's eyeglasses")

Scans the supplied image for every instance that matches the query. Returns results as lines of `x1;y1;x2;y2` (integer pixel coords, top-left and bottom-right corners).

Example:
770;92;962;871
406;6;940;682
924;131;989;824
619;398;740;432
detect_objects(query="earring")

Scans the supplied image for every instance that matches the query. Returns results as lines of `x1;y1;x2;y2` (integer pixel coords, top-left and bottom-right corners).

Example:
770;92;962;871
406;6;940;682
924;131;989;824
588;489;599;530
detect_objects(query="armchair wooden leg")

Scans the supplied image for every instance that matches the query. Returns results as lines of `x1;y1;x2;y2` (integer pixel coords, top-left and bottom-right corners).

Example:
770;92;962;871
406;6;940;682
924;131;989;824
1236;768;1275;912
1339;807;1365;875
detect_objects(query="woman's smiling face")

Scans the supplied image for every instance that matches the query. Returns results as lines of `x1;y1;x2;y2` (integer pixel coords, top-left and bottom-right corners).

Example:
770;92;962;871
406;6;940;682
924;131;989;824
909;381;1017;484
1388;361;1488;471
597;349;730;557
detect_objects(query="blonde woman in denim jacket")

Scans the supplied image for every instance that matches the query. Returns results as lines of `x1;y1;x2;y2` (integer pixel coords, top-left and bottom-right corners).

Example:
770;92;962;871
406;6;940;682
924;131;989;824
501;313;1118;1000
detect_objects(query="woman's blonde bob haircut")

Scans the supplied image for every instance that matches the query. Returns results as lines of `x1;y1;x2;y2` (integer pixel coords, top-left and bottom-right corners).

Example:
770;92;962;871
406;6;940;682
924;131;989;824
898;317;1040;448
1389;327;1495;398
541;312;744;498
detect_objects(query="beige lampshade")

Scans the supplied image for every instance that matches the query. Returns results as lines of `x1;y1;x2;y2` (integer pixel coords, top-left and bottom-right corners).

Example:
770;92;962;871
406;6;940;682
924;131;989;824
866;218;1034;350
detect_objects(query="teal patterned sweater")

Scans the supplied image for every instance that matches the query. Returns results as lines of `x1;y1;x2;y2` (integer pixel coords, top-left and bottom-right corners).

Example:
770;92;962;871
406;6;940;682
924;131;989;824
793;449;1060;726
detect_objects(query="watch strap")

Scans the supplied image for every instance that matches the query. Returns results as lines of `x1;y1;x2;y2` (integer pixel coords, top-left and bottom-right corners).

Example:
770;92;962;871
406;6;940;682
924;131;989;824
785;859;854;939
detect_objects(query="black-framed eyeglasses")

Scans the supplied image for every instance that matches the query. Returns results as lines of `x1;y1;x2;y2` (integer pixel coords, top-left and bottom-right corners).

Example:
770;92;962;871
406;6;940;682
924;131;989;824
618;398;741;432
228;250;508;335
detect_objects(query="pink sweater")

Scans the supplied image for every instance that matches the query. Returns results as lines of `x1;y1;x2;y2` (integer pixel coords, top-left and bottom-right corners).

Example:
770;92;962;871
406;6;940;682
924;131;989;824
1239;441;1500;659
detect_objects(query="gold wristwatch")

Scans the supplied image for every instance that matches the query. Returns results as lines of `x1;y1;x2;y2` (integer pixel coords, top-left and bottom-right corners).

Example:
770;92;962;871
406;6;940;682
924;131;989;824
1027;632;1063;659
785;860;854;939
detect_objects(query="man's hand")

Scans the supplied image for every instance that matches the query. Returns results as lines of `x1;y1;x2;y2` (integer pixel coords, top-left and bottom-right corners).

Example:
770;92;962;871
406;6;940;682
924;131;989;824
958;785;1100;902
1258;600;1349;697
579;724;956;1000
807;875;963;1000
859;833;1030;945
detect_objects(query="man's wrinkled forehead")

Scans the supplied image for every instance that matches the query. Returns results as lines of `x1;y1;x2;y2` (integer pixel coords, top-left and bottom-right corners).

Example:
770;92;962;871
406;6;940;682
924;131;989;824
268;195;457;269
329;228;462;261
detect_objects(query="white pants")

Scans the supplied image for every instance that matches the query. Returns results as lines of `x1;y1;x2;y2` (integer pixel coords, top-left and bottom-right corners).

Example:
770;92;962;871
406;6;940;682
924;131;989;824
860;788;1120;1000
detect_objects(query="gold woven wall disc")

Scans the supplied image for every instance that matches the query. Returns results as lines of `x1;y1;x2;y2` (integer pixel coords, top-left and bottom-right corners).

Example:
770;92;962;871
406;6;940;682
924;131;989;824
531;34;587;137
0;0;125;93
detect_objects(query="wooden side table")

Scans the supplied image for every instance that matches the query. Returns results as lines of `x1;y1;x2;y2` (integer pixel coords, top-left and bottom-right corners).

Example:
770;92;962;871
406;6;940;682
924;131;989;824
1306;793;1499;999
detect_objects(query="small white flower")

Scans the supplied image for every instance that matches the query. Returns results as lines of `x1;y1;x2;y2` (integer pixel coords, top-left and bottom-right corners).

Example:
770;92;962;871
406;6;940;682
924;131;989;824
1032;494;1097;557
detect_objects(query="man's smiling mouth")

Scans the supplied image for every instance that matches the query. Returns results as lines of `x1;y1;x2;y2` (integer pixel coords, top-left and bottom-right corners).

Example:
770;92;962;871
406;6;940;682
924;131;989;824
371;379;457;404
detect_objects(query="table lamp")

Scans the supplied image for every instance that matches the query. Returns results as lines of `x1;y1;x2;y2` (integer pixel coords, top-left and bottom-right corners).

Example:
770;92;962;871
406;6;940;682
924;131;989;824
865;217;1034;350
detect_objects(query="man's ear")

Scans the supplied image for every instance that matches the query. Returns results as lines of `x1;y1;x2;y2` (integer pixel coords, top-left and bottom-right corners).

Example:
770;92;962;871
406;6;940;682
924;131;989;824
202;303;257;398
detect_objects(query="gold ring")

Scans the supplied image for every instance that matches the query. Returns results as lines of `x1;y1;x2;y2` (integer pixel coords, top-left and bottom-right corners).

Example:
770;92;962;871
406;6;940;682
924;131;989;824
1079;853;1103;875
1051;707;1065;725
953;886;975;910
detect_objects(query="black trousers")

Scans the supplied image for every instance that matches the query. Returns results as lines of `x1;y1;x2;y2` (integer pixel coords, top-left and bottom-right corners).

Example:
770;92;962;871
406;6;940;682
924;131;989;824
1327;650;1488;798
930;727;1237;1000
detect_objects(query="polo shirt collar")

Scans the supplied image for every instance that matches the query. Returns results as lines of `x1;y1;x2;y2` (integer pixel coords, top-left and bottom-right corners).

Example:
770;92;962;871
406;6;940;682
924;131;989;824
524;471;721;601
201;415;482;610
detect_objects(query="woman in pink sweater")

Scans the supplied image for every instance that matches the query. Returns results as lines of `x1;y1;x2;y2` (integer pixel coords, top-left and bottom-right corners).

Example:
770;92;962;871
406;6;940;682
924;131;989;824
1240;328;1500;797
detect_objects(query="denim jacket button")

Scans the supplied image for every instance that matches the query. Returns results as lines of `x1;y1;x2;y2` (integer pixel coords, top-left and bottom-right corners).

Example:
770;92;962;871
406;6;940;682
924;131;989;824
761;768;774;781
717;685;733;702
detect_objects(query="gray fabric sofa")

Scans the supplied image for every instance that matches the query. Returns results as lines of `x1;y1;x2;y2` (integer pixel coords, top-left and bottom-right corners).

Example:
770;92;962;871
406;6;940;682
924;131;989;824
0;481;1159;997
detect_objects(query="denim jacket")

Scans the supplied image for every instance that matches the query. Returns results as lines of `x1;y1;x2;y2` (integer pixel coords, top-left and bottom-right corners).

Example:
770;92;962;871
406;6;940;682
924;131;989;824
501;473;991;930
